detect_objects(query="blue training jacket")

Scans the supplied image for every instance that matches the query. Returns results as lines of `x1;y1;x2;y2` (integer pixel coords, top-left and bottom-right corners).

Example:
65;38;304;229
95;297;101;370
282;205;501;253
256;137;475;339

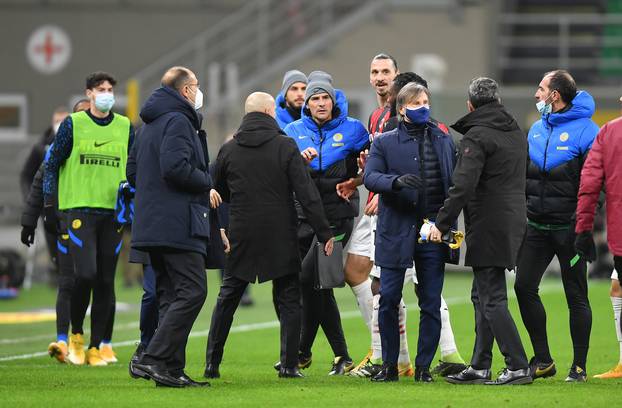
283;89;369;220
283;89;368;172
526;90;599;224
275;92;298;129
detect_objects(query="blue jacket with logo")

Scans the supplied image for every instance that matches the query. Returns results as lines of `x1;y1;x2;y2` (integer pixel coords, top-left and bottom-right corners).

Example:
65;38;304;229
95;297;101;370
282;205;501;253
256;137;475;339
283;90;369;221
526;90;599;224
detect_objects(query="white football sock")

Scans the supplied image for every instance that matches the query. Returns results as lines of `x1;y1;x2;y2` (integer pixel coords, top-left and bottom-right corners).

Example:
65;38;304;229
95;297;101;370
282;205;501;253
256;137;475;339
612;296;622;364
351;279;373;333
439;295;458;358
371;294;382;363
398;299;411;365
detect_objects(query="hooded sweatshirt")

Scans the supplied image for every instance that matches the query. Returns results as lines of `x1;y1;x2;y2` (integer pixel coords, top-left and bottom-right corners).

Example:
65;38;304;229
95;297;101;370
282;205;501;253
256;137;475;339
283;89;369;221
526;91;599;225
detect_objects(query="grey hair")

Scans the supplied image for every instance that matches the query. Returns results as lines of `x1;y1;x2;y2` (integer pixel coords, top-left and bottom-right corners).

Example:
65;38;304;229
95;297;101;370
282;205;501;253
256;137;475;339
396;83;430;120
468;77;500;109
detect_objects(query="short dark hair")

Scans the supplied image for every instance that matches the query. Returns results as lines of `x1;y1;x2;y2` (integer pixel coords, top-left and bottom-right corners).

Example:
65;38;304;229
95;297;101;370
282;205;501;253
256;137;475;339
544;69;576;104
392;72;428;93
72;98;90;112
85;71;117;90
371;53;398;72
161;66;193;91
468;77;500;109
389;72;428;116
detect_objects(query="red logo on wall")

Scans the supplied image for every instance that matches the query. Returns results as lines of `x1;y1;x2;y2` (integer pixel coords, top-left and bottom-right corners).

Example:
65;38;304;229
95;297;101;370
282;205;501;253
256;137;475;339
27;25;72;75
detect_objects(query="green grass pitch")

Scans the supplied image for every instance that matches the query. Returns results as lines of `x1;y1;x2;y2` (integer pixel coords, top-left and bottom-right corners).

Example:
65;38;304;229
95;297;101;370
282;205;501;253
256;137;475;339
0;270;620;407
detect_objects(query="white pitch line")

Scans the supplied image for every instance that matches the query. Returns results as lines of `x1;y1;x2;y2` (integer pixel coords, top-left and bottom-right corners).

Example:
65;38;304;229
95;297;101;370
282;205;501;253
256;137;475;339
0;283;562;362
0;322;140;345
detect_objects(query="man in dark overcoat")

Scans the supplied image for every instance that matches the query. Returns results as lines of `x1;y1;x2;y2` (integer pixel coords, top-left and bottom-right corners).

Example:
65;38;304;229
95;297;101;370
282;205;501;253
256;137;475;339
429;77;532;386
204;92;334;379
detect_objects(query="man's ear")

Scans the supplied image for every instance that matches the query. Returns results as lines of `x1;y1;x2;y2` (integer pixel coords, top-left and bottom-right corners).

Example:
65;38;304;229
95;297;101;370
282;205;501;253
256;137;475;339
467;100;475;112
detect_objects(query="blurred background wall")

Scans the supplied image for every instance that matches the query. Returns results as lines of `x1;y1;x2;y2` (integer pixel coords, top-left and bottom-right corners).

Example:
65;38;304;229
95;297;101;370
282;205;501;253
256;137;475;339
1;0;622;279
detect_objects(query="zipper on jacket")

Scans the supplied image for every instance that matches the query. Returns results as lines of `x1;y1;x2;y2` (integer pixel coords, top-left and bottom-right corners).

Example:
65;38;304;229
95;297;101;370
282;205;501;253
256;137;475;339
317;125;324;174
539;124;554;214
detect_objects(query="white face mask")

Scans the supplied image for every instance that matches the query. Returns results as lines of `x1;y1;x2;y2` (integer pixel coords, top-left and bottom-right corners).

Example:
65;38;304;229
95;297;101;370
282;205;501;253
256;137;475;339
193;88;204;111
536;92;554;115
94;92;115;113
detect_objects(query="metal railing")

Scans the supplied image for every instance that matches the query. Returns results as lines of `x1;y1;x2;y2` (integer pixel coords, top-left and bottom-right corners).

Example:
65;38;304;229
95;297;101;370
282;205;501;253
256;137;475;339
127;0;367;114
125;0;464;117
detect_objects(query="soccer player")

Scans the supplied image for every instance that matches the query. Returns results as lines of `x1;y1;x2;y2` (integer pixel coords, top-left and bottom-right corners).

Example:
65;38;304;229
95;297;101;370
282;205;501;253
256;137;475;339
574;105;622;379
44;72;133;366
20;99;90;363
348;54;466;378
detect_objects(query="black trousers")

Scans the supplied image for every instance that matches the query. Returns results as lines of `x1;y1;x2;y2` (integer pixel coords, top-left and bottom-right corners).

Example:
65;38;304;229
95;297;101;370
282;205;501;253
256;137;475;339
515;225;592;368
206;272;301;368
44;229;59;275
55;233;74;336
140;250;207;374
471;266;528;371
298;218;352;359
66;212;122;348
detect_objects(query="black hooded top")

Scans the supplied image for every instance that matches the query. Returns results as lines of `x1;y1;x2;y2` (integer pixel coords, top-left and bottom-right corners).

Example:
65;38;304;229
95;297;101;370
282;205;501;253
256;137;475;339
435;101;528;268
213;111;331;283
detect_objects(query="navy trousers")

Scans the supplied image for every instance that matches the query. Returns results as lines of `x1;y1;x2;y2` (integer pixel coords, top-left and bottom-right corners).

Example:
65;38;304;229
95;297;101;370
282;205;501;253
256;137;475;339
379;242;445;368
139;264;158;347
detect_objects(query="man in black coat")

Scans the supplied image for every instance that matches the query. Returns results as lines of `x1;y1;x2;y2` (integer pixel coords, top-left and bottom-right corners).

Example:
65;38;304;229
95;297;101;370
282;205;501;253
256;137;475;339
127;66;212;388
204;92;334;379
429;77;532;385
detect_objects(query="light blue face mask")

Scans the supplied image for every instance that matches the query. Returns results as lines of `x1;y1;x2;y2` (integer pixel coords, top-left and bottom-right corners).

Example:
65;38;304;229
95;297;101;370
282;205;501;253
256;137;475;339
536;93;553;115
95;92;115;113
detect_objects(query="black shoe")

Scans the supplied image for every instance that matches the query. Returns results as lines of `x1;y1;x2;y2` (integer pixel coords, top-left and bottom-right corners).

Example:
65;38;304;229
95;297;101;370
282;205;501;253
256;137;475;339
446;366;491;384
431;360;468;377
528;357;556;379
133;363;186;388
328;356;354;376
240;293;254;307
274;352;312;371
204;363;220;379
485;367;533;385
299;352;312;369
350;360;384;378
371;364;399;382
565;365;587;382
414;366;433;382
129;343;149;380
172;372;211;387
279;367;304;378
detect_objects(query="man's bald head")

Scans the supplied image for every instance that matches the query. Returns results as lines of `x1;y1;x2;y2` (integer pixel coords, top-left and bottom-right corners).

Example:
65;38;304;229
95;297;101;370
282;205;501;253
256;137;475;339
245;92;276;117
161;66;195;91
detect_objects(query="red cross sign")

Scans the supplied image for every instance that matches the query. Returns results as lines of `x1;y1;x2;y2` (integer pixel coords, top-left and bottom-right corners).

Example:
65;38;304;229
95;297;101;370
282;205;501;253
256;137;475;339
27;25;72;75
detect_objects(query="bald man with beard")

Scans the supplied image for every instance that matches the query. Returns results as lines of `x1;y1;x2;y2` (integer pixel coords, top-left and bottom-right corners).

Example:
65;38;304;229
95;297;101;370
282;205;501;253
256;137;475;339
204;92;334;379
